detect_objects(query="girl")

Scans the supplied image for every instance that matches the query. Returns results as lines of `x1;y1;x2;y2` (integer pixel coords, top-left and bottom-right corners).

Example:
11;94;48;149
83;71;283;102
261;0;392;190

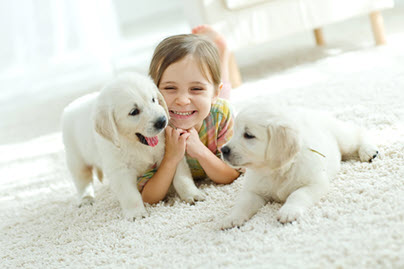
139;26;240;204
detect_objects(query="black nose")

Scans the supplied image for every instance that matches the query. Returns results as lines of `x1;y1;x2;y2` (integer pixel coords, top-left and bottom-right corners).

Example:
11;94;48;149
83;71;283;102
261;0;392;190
221;146;230;156
154;116;167;130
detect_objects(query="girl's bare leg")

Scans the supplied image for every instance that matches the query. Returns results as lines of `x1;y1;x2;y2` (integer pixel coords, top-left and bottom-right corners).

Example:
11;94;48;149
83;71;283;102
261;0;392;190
192;25;233;99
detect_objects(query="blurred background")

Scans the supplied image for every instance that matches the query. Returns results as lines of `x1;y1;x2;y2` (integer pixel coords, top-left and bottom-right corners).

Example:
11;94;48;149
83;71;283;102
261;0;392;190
0;0;188;95
0;0;403;145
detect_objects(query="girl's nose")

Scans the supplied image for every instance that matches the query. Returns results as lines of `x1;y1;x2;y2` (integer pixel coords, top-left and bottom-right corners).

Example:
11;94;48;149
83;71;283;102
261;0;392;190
175;94;191;106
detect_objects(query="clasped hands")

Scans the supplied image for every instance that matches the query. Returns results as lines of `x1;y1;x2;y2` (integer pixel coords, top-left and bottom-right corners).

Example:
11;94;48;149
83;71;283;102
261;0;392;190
164;126;205;163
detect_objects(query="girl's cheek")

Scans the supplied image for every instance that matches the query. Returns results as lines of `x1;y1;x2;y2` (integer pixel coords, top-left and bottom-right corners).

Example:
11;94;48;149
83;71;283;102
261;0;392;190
159;91;171;102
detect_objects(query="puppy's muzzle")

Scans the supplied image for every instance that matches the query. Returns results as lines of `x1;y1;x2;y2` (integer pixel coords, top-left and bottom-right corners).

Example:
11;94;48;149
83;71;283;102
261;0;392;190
154;116;167;130
221;146;231;161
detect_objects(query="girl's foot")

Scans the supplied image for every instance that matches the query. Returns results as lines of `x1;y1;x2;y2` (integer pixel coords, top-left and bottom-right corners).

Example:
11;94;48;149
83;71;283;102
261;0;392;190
192;25;229;59
192;25;230;82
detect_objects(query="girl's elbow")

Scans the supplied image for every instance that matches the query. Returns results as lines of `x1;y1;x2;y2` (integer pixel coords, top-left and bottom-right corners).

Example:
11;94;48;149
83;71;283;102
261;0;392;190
141;192;159;205
226;175;238;184
214;172;239;184
143;197;159;205
227;170;241;183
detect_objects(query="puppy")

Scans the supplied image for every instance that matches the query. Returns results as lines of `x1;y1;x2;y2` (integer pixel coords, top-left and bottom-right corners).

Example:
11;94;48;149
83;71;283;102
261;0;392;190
220;101;378;228
62;73;204;220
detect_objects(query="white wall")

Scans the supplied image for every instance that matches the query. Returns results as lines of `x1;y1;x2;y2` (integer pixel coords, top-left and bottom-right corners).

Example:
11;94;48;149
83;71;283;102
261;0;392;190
114;0;182;26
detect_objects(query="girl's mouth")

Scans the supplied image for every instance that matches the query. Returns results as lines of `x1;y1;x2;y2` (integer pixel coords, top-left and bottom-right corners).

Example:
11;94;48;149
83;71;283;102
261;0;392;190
170;110;197;119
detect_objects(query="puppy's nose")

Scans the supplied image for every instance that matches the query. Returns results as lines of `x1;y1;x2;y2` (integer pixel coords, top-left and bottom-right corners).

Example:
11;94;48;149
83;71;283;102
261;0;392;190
154;116;167;130
221;146;231;156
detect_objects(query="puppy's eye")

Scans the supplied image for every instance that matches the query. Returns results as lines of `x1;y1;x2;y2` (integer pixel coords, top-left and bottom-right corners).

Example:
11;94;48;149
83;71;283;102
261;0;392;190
152;97;156;103
129;108;140;116
244;132;255;139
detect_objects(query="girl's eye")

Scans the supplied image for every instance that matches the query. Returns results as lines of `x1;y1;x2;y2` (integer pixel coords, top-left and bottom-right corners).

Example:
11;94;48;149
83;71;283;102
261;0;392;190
163;87;176;90
129;108;140;116
191;87;203;91
244;132;255;139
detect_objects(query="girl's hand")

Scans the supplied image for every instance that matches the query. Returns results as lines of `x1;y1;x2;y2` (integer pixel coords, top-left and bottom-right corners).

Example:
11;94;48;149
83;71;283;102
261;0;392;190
185;127;206;159
164;126;190;164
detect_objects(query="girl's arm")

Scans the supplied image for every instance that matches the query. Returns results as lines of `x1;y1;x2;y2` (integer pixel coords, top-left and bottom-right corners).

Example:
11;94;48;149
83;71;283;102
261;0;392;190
194;144;240;184
141;127;189;204
141;157;177;204
186;128;239;184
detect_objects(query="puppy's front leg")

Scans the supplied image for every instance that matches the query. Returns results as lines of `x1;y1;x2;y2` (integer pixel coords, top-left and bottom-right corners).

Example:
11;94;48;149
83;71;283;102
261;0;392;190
221;175;267;229
277;177;329;223
108;169;147;221
173;157;205;204
222;190;266;229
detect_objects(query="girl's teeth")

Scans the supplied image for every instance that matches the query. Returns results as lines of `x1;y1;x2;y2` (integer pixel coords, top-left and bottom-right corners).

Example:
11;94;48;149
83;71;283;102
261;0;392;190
173;111;193;116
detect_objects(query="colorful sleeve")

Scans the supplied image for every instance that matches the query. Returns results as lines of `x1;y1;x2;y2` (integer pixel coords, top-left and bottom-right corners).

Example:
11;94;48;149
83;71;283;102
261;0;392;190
216;100;234;153
136;165;157;192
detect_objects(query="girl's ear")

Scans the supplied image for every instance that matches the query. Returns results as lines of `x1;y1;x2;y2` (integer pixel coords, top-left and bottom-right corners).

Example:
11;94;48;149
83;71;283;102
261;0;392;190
212;83;222;104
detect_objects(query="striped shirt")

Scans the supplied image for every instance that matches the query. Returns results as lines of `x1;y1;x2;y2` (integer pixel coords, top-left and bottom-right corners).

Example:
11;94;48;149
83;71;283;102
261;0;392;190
136;98;234;191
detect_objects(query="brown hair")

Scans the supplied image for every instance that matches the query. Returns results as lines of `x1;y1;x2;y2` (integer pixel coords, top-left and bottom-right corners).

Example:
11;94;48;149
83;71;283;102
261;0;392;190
149;34;221;91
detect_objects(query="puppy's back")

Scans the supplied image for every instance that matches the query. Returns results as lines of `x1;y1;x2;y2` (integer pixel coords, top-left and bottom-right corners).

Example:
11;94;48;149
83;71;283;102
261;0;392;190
62;93;99;163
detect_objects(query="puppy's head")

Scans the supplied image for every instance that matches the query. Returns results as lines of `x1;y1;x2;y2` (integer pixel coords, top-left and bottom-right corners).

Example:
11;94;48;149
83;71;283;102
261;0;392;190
94;72;168;147
221;105;301;170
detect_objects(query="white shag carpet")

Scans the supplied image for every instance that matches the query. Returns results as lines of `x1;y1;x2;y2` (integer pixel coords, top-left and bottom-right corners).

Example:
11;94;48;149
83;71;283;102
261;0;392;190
2;22;404;269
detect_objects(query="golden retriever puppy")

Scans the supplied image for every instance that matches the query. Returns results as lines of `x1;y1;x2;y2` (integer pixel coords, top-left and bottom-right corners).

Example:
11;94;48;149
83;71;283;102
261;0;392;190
221;101;378;228
62;73;204;221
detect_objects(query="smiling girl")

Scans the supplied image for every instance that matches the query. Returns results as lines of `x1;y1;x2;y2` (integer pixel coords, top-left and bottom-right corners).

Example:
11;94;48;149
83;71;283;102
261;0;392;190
139;27;240;204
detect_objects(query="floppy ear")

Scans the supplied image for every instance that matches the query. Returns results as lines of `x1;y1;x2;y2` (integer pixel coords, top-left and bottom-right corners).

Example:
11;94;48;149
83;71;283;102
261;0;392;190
157;90;169;118
93;104;120;147
266;124;301;169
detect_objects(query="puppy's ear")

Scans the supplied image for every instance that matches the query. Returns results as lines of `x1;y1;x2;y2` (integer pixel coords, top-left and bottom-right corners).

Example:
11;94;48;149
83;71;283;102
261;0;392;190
266;124;301;169
94;104;120;147
157;90;169;118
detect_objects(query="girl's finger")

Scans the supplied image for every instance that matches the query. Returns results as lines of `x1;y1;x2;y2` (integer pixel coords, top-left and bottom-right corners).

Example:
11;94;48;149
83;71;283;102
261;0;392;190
180;133;191;141
165;125;173;134
174;128;188;137
172;128;181;138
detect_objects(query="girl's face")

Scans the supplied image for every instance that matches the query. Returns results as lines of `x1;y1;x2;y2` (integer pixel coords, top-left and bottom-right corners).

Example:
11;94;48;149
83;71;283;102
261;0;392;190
159;55;218;131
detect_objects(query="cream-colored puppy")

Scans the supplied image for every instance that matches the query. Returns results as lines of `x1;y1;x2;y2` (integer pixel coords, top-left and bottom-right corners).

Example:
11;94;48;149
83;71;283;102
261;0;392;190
62;73;204;221
221;101;378;228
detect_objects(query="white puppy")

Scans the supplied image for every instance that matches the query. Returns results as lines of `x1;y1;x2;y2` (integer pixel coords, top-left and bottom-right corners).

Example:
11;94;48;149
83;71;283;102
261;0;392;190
221;101;378;228
62;73;204;220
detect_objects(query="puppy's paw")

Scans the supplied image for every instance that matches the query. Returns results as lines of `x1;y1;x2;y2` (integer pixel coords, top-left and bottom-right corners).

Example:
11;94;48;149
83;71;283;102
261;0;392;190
277;204;305;223
182;190;206;205
220;215;249;230
123;207;148;221
78;196;95;208
359;144;379;163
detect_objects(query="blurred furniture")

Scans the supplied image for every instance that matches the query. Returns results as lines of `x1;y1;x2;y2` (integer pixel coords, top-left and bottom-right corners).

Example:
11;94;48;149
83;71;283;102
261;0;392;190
182;0;394;88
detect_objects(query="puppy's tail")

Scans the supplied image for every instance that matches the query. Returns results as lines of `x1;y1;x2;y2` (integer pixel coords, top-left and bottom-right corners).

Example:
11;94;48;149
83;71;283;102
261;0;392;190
93;167;104;182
